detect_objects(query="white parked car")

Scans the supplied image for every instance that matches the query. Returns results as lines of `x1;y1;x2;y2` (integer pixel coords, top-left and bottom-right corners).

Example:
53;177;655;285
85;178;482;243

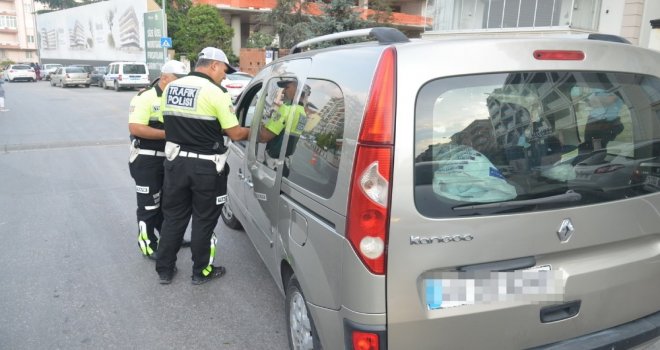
4;64;36;82
221;72;252;103
41;63;63;81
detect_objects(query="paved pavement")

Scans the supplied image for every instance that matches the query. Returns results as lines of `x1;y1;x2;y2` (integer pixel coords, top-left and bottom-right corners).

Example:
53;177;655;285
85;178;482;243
0;80;289;349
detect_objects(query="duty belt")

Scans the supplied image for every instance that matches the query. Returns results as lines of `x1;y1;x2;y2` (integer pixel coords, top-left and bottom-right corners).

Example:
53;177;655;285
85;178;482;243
178;151;216;161
138;149;166;157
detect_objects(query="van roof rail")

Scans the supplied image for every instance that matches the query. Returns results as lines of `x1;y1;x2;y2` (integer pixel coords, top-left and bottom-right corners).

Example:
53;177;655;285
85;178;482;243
291;27;409;54
587;33;631;44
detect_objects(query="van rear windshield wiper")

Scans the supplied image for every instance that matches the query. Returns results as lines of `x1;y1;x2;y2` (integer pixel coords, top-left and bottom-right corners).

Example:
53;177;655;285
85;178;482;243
452;190;582;211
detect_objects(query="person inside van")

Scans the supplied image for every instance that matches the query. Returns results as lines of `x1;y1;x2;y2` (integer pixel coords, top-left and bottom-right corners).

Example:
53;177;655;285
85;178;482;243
258;79;308;169
575;87;625;150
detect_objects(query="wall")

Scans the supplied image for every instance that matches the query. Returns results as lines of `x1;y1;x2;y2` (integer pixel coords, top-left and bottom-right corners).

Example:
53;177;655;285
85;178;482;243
598;0;625;36
639;0;660;48
239;48;288;76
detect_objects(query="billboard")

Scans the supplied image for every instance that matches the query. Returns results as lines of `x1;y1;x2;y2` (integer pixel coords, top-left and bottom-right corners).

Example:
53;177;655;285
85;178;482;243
37;0;148;62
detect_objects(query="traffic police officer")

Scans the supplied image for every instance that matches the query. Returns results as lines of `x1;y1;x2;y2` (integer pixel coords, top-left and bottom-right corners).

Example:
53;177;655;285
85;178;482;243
128;60;188;260
156;47;249;285
259;80;308;167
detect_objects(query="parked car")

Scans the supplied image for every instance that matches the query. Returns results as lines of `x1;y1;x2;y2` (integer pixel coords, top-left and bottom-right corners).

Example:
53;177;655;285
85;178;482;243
221;72;253;103
103;61;149;91
41;63;63;81
4;64;36;82
70;64;94;74
49;66;91;88
90;66;107;87
222;28;660;349
569;140;660;195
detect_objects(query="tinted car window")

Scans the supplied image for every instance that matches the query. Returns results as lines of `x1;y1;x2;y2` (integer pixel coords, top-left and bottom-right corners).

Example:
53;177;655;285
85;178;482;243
414;72;660;218
282;79;344;198
65;67;85;73
13;65;30;70
123;64;146;74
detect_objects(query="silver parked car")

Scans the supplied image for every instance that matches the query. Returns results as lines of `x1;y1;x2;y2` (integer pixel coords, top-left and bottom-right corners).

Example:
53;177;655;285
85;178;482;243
50;66;91;88
223;28;660;349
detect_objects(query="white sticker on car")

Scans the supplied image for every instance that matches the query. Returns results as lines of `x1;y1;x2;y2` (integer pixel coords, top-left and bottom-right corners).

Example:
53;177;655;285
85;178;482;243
255;192;267;201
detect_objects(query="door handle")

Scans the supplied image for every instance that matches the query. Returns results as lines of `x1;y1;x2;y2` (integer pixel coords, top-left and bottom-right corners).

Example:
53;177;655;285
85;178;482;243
237;168;245;180
246;178;253;188
540;300;581;323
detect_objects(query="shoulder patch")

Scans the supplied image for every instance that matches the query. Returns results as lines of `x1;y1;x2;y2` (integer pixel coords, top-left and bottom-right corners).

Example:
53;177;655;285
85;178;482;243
137;86;153;96
165;85;199;109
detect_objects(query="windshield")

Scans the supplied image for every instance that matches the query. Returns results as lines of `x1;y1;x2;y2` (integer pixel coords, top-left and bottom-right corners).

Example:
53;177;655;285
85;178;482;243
414;71;660;217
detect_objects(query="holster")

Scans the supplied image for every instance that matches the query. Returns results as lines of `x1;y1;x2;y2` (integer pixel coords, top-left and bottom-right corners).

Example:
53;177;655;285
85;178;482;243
164;141;181;161
129;142;140;163
214;153;228;174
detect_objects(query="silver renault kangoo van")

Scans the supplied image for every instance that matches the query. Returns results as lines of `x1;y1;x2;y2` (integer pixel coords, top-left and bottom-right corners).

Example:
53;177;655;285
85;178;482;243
223;28;660;350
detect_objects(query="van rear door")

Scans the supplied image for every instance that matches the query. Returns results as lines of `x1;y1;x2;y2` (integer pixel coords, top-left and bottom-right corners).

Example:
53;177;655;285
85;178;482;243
386;45;660;349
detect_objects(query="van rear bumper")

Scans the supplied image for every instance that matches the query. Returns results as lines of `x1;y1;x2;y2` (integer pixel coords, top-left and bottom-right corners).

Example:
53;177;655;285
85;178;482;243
531;310;660;350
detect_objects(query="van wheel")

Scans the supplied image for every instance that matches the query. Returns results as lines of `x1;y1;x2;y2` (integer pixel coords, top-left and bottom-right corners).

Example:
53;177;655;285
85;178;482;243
114;81;120;92
286;276;321;350
221;202;243;230
50;80;55;87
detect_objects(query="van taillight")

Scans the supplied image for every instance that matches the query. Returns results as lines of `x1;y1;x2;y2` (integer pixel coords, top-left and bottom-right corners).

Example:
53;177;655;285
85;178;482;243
352;331;380;350
346;47;396;275
533;50;585;60
118;74;122;81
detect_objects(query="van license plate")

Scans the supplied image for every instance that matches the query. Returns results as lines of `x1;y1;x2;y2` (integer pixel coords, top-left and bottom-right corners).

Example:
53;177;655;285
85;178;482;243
425;269;564;310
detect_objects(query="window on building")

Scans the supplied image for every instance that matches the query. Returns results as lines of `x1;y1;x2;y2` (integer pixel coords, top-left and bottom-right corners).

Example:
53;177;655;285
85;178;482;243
27;35;35;43
0;16;17;29
26;52;33;59
428;0;601;31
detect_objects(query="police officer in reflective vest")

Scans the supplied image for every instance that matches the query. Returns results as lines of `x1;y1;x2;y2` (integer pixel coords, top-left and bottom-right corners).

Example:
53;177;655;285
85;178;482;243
260;80;308;169
128;60;188;260
156;47;249;285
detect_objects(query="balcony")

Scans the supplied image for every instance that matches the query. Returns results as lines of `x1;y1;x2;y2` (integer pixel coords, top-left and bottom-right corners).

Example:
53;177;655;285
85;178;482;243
0;41;19;49
426;0;601;33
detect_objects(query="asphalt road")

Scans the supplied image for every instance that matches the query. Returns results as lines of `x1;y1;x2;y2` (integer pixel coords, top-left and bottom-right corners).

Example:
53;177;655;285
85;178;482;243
0;81;289;349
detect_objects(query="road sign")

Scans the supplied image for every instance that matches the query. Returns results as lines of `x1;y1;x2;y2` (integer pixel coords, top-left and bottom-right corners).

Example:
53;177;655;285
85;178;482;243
160;37;172;48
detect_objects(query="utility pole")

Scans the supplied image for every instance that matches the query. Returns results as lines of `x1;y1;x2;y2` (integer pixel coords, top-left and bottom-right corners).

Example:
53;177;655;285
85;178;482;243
162;0;167;63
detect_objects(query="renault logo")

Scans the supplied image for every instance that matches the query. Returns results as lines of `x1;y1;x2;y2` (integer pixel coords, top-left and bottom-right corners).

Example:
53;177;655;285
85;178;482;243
557;219;575;242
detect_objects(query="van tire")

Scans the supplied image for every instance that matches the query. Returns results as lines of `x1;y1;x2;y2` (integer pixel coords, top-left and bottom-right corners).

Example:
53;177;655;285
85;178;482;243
285;276;321;350
221;202;243;230
114;81;120;92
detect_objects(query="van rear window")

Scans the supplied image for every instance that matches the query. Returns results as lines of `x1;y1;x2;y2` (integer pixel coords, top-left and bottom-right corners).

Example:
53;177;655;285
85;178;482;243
414;72;660;218
124;64;146;74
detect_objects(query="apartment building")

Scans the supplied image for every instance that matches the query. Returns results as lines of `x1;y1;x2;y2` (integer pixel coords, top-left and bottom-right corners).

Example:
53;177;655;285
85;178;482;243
196;0;660;56
193;0;429;56
424;0;660;49
0;0;40;63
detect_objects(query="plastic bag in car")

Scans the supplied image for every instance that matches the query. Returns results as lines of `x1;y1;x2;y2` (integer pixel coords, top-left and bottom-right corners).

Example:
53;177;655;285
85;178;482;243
432;146;517;202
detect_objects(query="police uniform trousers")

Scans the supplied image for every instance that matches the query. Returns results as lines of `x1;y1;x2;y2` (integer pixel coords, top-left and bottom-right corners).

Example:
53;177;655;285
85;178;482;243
129;153;165;257
156;156;228;277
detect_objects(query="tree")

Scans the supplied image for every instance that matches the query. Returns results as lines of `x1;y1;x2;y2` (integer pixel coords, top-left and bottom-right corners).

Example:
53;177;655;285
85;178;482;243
175;5;234;62
165;0;193;56
312;0;369;37
366;0;393;25
261;0;314;49
246;32;275;49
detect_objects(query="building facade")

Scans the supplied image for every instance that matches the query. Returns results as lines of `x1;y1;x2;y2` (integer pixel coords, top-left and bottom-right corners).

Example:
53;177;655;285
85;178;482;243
423;0;660;49
195;0;660;57
0;0;40;63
